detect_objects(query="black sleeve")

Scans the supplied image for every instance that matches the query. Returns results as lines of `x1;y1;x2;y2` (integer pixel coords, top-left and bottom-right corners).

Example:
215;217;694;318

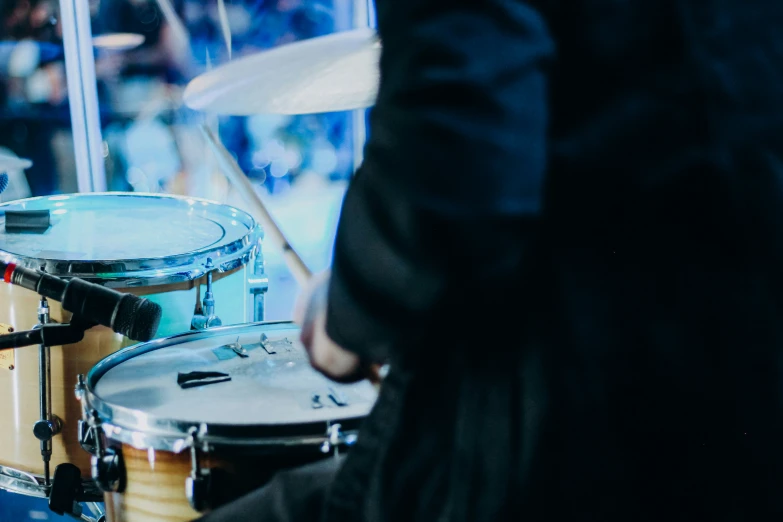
325;0;554;362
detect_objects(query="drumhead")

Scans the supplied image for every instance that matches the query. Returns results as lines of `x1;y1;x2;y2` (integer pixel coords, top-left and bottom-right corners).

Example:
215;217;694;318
85;322;378;449
0;193;260;286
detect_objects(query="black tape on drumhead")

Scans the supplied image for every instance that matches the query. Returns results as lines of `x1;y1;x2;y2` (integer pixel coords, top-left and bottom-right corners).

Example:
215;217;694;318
5;210;51;233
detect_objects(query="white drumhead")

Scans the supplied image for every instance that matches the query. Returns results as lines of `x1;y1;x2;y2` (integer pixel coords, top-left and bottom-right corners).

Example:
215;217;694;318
93;323;376;426
0;193;260;285
0;194;245;261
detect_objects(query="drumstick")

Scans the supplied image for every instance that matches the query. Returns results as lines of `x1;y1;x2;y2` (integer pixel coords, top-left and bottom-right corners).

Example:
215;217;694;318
200;124;312;286
154;0;191;53
202;124;385;388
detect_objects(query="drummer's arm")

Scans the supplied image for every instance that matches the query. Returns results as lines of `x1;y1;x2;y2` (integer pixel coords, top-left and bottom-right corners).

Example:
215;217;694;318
325;1;554;362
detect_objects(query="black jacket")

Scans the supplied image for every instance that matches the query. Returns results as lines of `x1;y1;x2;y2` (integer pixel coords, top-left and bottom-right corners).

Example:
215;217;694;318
324;1;783;520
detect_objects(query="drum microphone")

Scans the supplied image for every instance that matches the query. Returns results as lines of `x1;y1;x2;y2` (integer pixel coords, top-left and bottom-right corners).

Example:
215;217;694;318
0;262;162;342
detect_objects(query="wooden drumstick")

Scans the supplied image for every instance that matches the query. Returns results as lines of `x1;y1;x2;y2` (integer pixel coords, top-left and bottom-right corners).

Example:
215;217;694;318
201;124;312;286
202;124;385;388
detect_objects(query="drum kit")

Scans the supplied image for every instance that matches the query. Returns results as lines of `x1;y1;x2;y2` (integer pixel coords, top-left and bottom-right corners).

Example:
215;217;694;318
0;29;381;522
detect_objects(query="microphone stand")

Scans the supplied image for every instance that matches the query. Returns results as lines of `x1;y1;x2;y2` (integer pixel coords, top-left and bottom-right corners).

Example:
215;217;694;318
0;310;96;495
0;316;95;350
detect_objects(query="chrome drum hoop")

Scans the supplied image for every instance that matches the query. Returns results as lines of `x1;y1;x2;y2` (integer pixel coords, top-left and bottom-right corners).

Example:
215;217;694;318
83;322;372;452
0;464;102;499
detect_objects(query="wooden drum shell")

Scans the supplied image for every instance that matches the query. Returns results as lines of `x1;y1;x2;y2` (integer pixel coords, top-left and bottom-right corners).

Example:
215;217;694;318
104;443;337;522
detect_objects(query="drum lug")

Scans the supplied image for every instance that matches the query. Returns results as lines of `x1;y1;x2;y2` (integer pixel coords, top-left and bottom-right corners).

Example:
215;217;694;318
75;375;97;455
185;424;213;512
91;451;123;494
74;374;87;402
192;258;223;330
77;419;97;455
320;423;357;454
186;472;213;513
87;410;125;493
249;251;268;322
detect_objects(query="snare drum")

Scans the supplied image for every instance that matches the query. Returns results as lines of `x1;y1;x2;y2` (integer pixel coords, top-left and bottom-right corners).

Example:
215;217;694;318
0;193;266;498
77;322;377;522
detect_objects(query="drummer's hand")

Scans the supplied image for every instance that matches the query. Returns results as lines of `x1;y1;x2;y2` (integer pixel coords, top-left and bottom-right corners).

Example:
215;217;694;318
294;270;363;383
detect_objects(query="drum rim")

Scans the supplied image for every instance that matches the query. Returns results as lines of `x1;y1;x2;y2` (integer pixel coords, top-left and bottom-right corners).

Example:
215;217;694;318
84;321;373;452
0;464;48;498
0;192;262;287
0;464;102;499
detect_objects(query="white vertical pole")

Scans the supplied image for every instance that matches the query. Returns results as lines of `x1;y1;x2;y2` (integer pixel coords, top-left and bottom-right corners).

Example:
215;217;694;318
351;0;373;174
58;0;107;192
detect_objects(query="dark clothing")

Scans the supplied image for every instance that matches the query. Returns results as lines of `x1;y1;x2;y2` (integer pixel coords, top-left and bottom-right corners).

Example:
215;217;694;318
197;458;343;522
205;1;783;521
326;0;783;521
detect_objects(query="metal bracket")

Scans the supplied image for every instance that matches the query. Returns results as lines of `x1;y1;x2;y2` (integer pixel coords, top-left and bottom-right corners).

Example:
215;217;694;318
75;375;96;455
76;419;96;456
185;424;213;512
249;243;268;322
192;258;222;330
319;423;354;455
34;294;61;486
226;337;249;358
88;410;124;493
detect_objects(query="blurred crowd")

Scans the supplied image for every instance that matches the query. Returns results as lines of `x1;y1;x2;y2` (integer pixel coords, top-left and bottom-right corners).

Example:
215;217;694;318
0;0;358;200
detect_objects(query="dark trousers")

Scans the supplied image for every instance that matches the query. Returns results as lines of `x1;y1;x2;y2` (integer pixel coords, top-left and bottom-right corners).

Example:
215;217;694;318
193;456;343;522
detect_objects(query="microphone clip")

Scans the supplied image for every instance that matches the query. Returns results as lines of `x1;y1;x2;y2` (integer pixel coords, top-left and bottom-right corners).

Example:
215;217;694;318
0;316;97;350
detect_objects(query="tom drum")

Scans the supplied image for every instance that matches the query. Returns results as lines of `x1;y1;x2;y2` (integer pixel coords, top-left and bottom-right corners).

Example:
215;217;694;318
0;193;266;498
77;322;377;522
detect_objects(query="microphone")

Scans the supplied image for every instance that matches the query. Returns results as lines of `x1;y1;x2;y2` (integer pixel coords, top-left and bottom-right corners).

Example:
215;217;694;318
1;262;162;342
0;173;8;195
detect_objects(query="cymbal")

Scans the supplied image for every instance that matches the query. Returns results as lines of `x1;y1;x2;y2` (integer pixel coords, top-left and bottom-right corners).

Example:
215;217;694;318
183;28;380;115
0;152;32;172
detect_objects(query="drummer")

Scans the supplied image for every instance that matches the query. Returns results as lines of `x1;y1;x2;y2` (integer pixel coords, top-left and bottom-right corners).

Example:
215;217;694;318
199;0;783;522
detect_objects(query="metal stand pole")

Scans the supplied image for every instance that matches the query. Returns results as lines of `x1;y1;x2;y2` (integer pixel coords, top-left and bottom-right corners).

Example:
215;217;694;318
33;297;61;488
58;0;107;193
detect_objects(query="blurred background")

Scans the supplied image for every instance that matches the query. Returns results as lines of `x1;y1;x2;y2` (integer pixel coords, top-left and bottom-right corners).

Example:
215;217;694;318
0;0;369;519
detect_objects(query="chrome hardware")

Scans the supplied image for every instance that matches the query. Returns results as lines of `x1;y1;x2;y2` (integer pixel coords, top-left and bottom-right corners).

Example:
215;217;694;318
227;337;248;358
249;243;268;322
191;258;222;330
84;502;106;522
0;464;103;500
259;333;292;355
75;375;97;455
77;419;97;455
74;374;86;401
0;465;48;497
329;424;343;446
89;410;123;493
320;423;354;455
259;333;276;354
311;394;324;409
185;425;213;512
33;419;62;442
34;294;60;486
